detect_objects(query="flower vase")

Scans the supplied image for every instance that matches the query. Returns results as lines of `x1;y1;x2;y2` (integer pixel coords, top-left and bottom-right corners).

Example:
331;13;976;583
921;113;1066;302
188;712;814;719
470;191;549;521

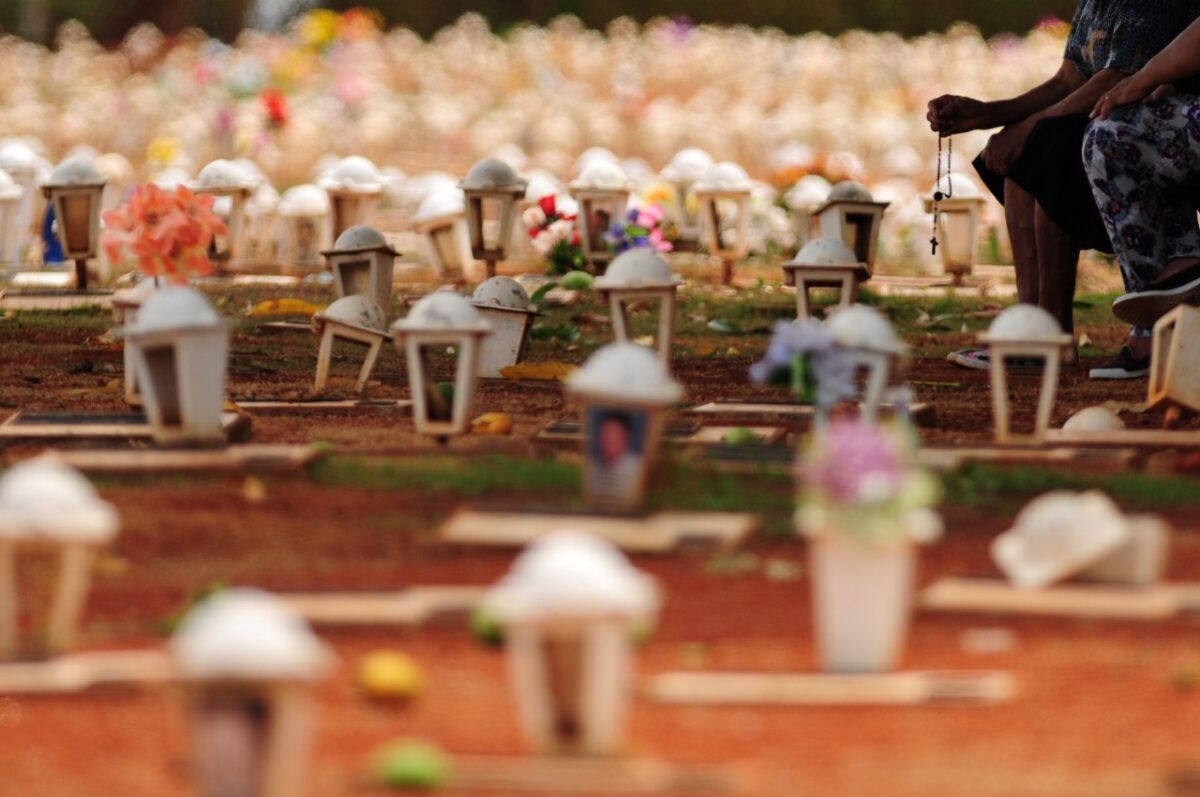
809;535;915;673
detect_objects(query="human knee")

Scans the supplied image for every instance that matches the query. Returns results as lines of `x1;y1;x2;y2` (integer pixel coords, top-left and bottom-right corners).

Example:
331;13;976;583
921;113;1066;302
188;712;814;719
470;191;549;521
1083;116;1142;175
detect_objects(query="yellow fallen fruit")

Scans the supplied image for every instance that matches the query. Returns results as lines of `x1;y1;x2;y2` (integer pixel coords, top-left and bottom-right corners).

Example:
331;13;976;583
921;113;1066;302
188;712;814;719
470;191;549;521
499;361;576;381
358;650;424;700
472;412;514;436
247;298;326;318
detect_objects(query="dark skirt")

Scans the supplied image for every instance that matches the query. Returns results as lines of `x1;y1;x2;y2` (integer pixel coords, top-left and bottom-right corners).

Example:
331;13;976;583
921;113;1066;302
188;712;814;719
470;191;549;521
973;113;1114;254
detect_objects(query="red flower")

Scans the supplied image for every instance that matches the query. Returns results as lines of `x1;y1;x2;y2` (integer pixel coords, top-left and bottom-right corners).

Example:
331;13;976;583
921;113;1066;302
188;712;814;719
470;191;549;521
538;194;557;218
102;184;228;284
261;87;289;129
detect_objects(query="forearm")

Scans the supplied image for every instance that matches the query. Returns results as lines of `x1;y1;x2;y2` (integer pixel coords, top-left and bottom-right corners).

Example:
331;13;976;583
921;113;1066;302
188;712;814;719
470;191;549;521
1126;20;1200;91
984;61;1083;126
1029;69;1128;122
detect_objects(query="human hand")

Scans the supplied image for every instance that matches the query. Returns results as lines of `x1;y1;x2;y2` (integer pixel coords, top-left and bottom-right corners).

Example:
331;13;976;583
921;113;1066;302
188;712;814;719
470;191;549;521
981;122;1032;176
1091;75;1159;119
927;95;992;134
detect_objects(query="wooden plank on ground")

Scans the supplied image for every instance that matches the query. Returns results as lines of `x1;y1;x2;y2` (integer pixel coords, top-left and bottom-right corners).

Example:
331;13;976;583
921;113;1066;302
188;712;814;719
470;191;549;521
0;411;248;441
919;577;1200;620
691;400;933;425
644;670;1015;706
0;650;172;694
918;446;1138;471
0;289;113;310
255;321;312;334
538;421;784;447
1044;429;1200;449
41;444;321;473
235;399;411;415
283;586;486;626
450;755;742;795
439;509;757;553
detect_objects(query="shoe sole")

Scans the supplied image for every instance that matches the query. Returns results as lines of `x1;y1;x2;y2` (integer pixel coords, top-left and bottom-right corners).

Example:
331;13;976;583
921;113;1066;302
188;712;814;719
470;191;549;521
1088;366;1149;380
947;351;990;371
1112;276;1200;326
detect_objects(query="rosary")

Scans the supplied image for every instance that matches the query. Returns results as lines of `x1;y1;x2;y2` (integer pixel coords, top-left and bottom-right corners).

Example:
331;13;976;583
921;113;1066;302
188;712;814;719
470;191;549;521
930;135;953;256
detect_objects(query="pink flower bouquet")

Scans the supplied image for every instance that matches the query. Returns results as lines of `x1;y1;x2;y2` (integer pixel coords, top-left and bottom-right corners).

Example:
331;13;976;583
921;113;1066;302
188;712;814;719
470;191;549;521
102;184;228;284
796;418;942;547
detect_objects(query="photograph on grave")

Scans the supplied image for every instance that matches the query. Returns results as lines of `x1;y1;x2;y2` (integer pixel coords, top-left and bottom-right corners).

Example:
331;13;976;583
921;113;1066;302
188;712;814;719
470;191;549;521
584;406;650;510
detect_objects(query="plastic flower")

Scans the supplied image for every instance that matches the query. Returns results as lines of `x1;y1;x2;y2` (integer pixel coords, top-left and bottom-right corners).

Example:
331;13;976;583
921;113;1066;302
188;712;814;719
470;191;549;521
145;136;183;170
605;201;672;254
102;184;227;284
296;9;341;51
749;320;856;407
796;418;942;547
260;87;288;129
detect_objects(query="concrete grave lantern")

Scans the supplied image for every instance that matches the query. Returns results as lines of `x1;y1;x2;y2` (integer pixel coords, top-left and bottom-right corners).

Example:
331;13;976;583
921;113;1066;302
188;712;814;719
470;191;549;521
125;287;230;445
660;147;714;244
593;248;682;371
173;589;333;797
486;531;659;756
460;158;528;279
1062;406;1125;433
0;456;118;660
312;295;389;395
815;180;890;276
471;277;539;378
110;278;160;406
391;292;493;437
245;183;280;262
1148;305;1200;413
980;304;1073;444
0;168;24;268
42;155;106;289
277;184;331;270
825;304;905;420
566;343;683;511
693;161;752;284
992;491;1169;589
570;160;633;270
193;159;257;264
322;225;397;317
785;174;833;252
922;172;986;282
412;187;472;278
572;147;620;178
95;153;135;214
782;238;865;321
318;156;384;239
0;141;46;267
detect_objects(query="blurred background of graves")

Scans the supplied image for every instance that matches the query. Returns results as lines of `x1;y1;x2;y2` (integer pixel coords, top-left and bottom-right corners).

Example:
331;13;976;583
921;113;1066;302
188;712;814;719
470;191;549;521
5;0;1080;44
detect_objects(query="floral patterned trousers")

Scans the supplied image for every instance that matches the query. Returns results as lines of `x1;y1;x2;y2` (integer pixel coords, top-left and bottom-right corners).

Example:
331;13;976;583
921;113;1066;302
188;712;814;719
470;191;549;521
1083;94;1200;293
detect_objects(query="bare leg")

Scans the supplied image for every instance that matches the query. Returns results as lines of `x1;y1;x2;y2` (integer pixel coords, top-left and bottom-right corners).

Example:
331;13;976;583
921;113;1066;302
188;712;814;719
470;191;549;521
1033;201;1080;336
1004;180;1039;305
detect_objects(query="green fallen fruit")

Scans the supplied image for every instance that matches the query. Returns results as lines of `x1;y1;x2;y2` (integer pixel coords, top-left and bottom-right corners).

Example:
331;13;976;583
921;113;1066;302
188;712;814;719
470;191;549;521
560;270;594;291
372;740;452;790
723;427;760;445
469;605;505;647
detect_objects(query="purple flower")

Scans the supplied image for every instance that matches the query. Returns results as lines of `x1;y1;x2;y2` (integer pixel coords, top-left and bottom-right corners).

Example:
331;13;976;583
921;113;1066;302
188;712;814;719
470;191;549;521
749;321;857;406
803;419;904;504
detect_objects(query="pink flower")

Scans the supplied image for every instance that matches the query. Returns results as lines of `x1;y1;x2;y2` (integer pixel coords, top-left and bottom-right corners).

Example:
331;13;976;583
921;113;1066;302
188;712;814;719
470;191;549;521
803;419;904;504
648;228;673;252
102;184;227;284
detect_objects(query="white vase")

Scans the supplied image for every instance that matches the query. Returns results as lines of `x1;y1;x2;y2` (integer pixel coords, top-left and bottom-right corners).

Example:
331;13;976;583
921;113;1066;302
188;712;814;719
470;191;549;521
810;535;915;673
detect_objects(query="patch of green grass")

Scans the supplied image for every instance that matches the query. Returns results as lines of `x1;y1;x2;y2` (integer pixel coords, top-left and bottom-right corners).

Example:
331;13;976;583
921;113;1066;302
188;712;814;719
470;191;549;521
944;464;1200;510
9;307;110;331
308;454;580;495
651;461;795;536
